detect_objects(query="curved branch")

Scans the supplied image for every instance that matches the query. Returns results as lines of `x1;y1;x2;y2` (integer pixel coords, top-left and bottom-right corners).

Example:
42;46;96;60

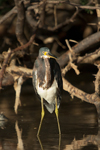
58;31;100;68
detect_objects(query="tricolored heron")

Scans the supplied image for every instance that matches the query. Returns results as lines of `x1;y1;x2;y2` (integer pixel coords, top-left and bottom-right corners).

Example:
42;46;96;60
32;47;63;136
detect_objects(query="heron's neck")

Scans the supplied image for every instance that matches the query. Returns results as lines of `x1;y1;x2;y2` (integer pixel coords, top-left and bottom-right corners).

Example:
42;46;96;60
43;58;52;88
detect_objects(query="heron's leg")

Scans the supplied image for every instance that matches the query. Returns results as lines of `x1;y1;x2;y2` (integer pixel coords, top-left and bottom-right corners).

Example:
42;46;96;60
37;97;45;136
55;97;61;135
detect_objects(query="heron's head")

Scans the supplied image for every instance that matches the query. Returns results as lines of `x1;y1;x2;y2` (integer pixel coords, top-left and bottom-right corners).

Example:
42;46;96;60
39;47;57;59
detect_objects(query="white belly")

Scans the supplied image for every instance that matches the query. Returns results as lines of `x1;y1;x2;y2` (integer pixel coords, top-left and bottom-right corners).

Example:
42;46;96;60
37;80;58;104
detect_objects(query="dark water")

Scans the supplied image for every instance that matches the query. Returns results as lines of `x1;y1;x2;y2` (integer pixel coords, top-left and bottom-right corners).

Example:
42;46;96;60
0;84;99;150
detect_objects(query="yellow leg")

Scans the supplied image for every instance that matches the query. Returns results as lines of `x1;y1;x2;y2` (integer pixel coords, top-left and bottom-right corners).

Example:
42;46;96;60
55;97;61;150
37;97;45;136
55;97;61;135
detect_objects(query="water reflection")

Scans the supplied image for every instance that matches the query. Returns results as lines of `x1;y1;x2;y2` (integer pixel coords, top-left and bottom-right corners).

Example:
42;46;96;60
15;121;24;150
37;131;61;150
64;129;100;150
0;85;99;150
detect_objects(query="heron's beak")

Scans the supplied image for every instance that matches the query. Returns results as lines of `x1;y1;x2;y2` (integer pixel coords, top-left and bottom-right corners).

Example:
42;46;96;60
43;51;57;59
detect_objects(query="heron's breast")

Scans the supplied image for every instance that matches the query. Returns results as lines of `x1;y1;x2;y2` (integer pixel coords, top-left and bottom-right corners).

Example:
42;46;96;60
37;79;58;104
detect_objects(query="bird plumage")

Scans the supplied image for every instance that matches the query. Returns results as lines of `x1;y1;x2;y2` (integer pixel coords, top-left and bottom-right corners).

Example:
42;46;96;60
32;47;63;113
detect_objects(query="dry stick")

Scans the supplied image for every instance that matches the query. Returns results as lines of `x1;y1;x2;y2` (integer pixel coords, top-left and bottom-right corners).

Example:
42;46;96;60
0;34;36;89
63;39;80;75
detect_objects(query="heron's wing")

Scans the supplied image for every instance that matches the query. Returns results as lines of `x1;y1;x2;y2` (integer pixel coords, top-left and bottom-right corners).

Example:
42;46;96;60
50;58;63;106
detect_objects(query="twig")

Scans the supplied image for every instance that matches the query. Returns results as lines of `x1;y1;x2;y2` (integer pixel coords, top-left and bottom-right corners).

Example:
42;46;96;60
65;39;74;53
62;39;80;75
69;39;78;44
